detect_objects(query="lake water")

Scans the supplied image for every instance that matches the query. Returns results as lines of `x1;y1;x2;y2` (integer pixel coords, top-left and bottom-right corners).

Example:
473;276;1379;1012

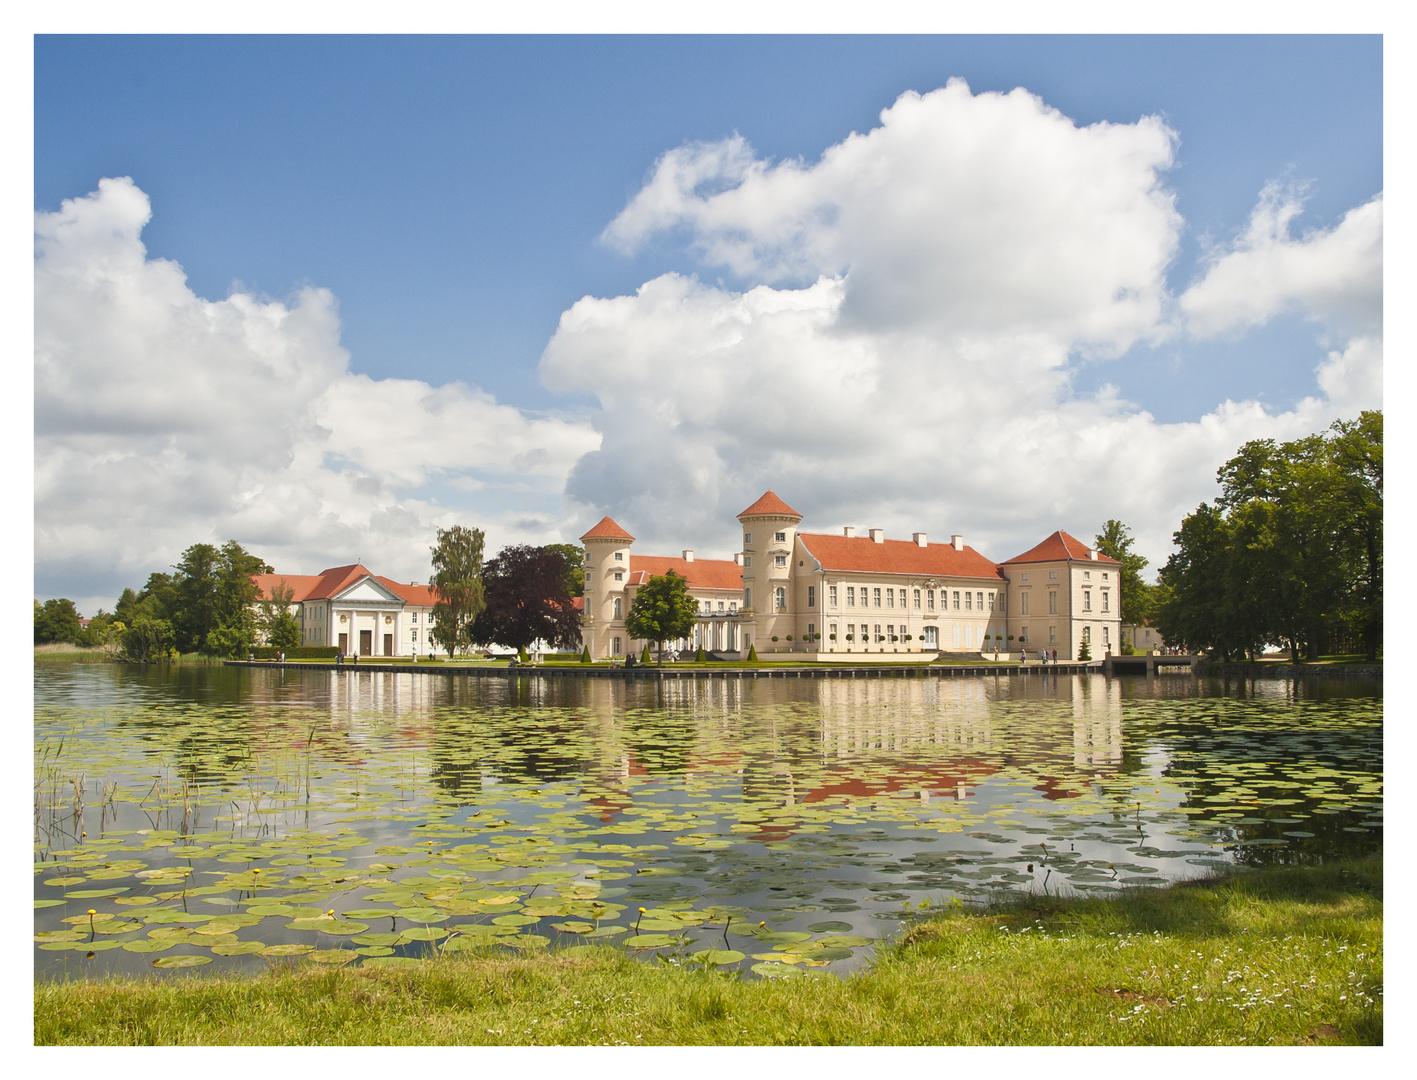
34;665;1382;980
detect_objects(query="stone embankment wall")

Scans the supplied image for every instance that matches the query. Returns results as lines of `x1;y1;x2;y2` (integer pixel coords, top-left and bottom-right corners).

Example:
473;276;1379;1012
1195;662;1382;680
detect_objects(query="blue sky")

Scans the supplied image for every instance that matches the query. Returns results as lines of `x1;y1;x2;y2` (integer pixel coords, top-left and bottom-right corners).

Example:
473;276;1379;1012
34;35;1383;608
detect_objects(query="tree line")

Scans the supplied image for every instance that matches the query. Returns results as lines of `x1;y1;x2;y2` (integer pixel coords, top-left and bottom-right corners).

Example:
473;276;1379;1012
1153;411;1381;662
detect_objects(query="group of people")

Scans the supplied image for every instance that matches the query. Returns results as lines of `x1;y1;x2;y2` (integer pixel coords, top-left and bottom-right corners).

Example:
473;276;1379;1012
1022;648;1059;665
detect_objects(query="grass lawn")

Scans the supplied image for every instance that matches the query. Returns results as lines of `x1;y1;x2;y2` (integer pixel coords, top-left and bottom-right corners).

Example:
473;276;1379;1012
34;857;1380;1046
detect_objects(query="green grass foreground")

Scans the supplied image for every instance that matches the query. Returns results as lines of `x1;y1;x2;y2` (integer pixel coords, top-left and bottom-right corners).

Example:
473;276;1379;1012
34;857;1380;1046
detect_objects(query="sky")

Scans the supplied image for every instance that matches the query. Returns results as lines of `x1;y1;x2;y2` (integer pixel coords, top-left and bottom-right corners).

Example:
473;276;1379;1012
34;34;1384;614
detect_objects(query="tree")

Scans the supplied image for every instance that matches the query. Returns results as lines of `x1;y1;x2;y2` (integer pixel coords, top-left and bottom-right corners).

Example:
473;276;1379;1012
430;525;487;656
624;570;698;666
34;598;82;644
170;543;221;653
543;543;586;597
1093;520;1153;625
260;579;303;651
123;616;175;662
214;540;271;655
470;544;582;652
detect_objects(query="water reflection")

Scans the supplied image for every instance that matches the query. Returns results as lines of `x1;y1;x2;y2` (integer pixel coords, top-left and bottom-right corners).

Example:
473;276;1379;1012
35;666;1380;980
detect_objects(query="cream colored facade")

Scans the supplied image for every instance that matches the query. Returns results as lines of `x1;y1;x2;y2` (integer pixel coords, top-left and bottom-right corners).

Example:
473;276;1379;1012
579;491;1121;662
253;566;444;657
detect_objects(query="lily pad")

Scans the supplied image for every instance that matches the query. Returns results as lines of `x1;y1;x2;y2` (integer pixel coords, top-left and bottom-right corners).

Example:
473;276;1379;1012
624;933;680;948
305;949;356;965
210;941;267;955
396;927;448;942
122;939;176;953
64;887;130;898
550;921;596;934
152;954;213;968
816;935;874;948
260;943;314;956
751;961;804;978
355;946;395;956
806;921;854;933
690;949;745;965
34;899;67;909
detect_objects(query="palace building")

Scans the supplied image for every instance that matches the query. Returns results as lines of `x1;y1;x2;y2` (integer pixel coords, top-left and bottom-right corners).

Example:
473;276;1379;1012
251;564;443;657
580;490;1121;662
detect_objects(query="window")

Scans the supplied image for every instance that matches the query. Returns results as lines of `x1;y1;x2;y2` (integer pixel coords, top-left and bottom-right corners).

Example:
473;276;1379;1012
807;585;816;608
846;586;855;606
976;592;984;610
744;532;752;545
702;600;710;613
410;612;418;624
775;587;786;610
873;588;882;607
886;589;894;608
1048;571;1057;579
807;622;815;642
411;629;418;643
1048;591;1058;615
743;556;751;568
1048;625;1057;644
1103;572;1110;581
1021;592;1029;615
1103;626;1110;646
615;551;623;561
999;593;1006;612
614;571;623;582
612;636;622;656
988;593;995;611
744;588;752;609
775;555;787;568
830;623;837;642
613;598;622;619
729;601;737;613
774;531;787;542
927;589;935;611
1102;591;1110;613
965;592;972;611
1019;626;1028;643
874;624;882;643
1083;590;1092;612
913;588;921;609
847;623;855;641
886;624;895;642
829;585;837;607
953;590;960;610
1021;573;1030;582
1082;626;1091;644
1083;571;1091;580
718;601;725;612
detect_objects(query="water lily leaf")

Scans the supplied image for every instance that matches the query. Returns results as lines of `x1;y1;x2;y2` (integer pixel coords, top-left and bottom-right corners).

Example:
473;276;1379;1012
112;896;160;907
396;927;447;942
355;946;394;956
477;895;521;906
43;876;86;886
351;932;402;946
210;941;267;955
34;899;67;909
393;907;447;922
260;943;314;956
751;961;803;978
505;934;550;949
438;936;487;953
806;921;854;933
755;931;811;944
624;933;679;948
690;949;744;965
816;935;873;948
550;921;595;934
152;954;212;967
64;887;130;898
491;913;539;926
340;908;397;919
305;949;356;965
122;939;176;953
34;930;87;942
93;920;143;935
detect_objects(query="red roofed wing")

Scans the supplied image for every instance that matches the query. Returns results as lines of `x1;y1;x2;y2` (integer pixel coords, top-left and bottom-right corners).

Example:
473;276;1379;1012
1001;530;1119;565
797;534;1003;580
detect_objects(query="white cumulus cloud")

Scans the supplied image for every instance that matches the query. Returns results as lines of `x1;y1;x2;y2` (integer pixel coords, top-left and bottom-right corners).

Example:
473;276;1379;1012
35;178;600;609
543;81;1381;570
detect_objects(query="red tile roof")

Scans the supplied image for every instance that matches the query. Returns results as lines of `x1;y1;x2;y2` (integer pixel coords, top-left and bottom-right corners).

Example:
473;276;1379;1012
252;566;441;606
580;515;635;542
1001;530;1119;565
572;595;585;612
797;534;1005;581
629;555;743;592
737;490;802;520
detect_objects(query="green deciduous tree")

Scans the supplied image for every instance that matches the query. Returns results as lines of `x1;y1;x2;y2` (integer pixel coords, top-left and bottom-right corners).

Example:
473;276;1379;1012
34;598;82;644
123;616;175;662
430;525;486;657
1093;520;1153;625
624;570;698;666
260;579;303;651
543;543;586;597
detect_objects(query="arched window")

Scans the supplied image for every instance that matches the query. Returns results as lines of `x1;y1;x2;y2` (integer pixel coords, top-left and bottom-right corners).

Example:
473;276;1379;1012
775;587;786;610
613;597;622;619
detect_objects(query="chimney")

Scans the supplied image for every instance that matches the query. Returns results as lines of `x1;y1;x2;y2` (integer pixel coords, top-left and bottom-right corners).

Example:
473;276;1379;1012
682;549;694;562
733;552;743;566
842;526;855;538
912;532;928;548
869;528;885;544
951;535;964;551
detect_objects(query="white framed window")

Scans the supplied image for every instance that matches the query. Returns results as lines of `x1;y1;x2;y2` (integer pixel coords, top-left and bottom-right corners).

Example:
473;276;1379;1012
1021;592;1030;615
614;571;623;582
613;598;622;619
830;623;838;642
744;532;752;544
1048;571;1057;579
612;636;622;655
999;593;1006;612
886;589;894;608
829;585;837;607
1049;625;1057;644
927;589;935;611
846;623;855;641
410;612;418;623
411;629;418;643
1021;573;1030;581
874;623;882;643
976;592;984;610
873;587;882;607
744;556;752;568
729;601;737;613
847;586;855;607
1083;590;1092;612
1103;626;1110;646
953;590;960;610
913;588;921;609
1083;626;1091;644
1084;571;1091;580
775;555;787;568
988;593;995;611
744;588;752;608
965;592;972;611
807;585;816;608
775;587;786;610
774;531;787;542
717;600;725;612
1048;591;1058;615
1103;572;1110;581
1102;591;1110;612
615;551;623;561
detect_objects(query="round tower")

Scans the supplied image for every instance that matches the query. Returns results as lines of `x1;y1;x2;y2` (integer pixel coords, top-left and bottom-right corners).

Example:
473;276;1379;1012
737;490;803;654
579;515;635;660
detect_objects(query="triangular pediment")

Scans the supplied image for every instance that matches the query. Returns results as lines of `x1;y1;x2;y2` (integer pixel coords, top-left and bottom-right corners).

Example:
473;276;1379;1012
332;577;403;604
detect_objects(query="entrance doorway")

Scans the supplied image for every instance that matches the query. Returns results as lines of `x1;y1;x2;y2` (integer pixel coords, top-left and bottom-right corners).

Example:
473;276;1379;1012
383;634;393;656
338;633;348;654
359;630;372;655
